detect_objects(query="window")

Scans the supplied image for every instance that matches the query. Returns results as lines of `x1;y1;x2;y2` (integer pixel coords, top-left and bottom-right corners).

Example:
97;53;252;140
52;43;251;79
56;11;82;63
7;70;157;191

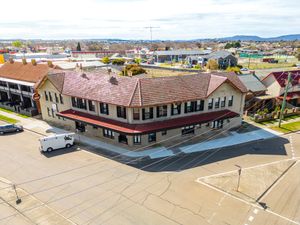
142;107;153;120
49;92;53;102
44;91;48;101
157;105;167;117
184;101;193;113
221;97;226;108
161;130;167;136
20;85;31;92
88;100;95;112
93;126;98;129
208;99;214;110
212;120;224;129
0;81;7;87
103;129;114;139
181;125;195;135
8;83;18;90
55;93;59;103
51;108;55;118
133;108;140;120
133;134;141;144
117;106;126;119
215;97;220;109
71;97;87;110
195;100;204;111
148;133;156;142
100;103;109;115
47;107;50;117
171;103;181;115
228;96;233;107
59;94;64;104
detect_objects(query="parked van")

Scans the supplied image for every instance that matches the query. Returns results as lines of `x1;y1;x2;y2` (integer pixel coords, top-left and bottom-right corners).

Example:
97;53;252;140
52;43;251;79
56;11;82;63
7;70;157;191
39;133;75;152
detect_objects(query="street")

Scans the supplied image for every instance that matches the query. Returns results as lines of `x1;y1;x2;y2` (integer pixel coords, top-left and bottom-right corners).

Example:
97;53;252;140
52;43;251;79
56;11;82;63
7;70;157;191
0;128;299;225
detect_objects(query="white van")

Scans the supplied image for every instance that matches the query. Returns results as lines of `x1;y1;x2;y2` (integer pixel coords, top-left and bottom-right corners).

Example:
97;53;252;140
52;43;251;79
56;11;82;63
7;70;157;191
39;133;75;152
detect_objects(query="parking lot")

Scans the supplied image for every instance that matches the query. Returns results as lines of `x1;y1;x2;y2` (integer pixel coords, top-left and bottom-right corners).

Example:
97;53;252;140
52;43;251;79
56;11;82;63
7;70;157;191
0;126;300;224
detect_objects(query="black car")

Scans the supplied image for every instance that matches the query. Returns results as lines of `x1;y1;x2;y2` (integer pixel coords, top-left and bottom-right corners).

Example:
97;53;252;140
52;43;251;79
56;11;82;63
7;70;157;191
0;124;23;134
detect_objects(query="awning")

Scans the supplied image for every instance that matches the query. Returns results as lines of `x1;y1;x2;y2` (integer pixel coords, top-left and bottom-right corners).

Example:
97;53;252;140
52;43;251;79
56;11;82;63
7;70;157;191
278;91;300;100
57;109;240;134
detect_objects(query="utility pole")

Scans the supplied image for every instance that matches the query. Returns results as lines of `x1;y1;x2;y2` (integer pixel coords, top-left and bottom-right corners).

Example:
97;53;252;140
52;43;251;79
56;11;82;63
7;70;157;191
144;26;160;42
278;72;292;127
235;165;242;192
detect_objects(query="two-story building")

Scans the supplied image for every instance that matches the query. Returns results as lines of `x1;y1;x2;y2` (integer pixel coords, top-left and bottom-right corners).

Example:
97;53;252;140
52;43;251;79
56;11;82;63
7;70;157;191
37;70;247;148
0;59;51;116
262;70;300;107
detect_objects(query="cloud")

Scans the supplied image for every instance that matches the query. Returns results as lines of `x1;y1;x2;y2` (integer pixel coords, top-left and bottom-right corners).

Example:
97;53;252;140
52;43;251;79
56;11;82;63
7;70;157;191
0;0;299;39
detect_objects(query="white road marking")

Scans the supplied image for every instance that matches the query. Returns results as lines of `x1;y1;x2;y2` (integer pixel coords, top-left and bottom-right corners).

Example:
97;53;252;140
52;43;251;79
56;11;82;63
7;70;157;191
198;158;295;180
196;179;300;225
253;209;259;214
248;216;254;221
289;135;295;159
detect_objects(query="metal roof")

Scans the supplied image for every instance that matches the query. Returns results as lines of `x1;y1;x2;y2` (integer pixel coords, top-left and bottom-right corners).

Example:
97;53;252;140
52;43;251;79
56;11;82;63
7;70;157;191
153;50;211;56
238;74;267;93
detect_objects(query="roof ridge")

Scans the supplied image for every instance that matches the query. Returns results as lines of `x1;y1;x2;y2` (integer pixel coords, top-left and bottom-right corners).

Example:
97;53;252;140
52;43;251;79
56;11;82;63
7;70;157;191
128;79;140;107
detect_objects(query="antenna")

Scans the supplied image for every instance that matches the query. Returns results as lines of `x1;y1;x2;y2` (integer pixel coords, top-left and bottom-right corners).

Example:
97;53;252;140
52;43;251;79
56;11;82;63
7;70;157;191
144;25;160;42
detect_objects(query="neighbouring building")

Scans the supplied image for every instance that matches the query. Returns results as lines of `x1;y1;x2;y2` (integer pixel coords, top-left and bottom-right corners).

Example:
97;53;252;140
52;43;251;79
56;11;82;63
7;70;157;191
238;73;267;112
262;70;300;107
152;50;211;63
206;51;238;69
0;59;51;116
37;70;247;148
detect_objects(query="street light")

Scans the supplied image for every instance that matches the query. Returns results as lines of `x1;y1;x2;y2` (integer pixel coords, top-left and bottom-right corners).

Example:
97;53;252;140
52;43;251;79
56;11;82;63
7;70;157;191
235;165;242;192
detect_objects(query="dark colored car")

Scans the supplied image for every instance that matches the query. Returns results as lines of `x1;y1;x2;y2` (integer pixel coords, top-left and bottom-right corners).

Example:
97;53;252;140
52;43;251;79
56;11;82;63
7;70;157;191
0;124;23;134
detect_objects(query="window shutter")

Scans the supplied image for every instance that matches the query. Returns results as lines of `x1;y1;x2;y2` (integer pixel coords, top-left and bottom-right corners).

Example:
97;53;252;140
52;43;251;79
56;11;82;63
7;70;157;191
150;107;153;118
184;103;187;113
117;106;121;117
142;109;145;120
178;104;181;114
106;104;109;115
124;107;127;119
156;106;160;118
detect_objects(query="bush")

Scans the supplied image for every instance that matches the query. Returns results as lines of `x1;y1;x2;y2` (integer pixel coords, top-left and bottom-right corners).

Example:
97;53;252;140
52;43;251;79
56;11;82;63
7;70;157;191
112;58;125;65
226;66;242;74
194;64;201;69
122;64;146;76
102;57;110;64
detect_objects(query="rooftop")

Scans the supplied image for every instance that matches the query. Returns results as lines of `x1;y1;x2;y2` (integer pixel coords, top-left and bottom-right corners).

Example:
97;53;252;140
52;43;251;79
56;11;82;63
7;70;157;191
238;73;267;93
46;70;247;107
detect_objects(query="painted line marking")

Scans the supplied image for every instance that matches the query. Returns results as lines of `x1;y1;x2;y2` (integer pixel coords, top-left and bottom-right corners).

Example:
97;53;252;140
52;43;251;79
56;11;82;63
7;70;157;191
253;209;259;214
196;179;300;225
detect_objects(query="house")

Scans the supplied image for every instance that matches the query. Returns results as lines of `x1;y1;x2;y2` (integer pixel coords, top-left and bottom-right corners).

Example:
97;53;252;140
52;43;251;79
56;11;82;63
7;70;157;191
238;73;267;112
0;59;51;116
152;50;211;63
262;70;300;107
206;51;238;69
37;70;247;148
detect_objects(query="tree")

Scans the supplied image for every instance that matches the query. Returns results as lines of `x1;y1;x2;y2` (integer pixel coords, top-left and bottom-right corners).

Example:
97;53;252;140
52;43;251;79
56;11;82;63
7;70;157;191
226;66;242;74
134;58;141;64
102;56;110;64
296;48;300;61
206;59;219;70
12;41;22;48
76;42;81;51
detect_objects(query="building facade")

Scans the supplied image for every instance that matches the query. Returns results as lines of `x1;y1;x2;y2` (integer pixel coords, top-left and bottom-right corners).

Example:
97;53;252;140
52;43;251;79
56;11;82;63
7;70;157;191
37;70;247;148
0;60;50;116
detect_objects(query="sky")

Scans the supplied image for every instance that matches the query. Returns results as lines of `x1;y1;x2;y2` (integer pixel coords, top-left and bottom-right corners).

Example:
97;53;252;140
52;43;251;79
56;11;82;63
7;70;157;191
0;0;299;40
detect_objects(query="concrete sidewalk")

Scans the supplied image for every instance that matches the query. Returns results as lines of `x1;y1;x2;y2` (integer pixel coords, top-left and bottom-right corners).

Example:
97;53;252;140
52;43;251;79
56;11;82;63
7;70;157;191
0;110;282;159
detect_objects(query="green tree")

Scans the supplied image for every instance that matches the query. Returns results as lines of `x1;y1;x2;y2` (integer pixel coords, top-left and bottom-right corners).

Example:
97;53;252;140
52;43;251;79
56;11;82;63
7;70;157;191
102;56;110;64
296;48;300;61
226;66;242;74
12;40;22;48
206;59;219;70
134;58;141;64
76;42;81;51
122;64;146;76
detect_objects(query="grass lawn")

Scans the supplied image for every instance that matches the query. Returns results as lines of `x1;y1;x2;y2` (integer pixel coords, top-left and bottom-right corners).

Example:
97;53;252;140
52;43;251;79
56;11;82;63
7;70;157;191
0;115;19;124
271;121;300;133
0;107;29;118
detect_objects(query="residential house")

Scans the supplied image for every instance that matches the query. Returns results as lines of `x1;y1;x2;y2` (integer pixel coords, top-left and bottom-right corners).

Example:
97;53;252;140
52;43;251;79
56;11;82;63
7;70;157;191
37;70;247;148
238;73;267;112
206;51;238;69
0;59;51;116
153;50;211;63
262;70;300;107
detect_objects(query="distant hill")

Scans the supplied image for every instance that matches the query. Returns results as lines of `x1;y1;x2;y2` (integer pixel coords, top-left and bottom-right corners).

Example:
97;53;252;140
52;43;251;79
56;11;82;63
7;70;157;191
216;34;300;42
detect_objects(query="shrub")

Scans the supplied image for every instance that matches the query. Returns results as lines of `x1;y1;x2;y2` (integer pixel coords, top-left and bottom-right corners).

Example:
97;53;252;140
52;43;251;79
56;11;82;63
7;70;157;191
226;66;242;74
122;64;146;76
102;57;110;64
112;58;125;65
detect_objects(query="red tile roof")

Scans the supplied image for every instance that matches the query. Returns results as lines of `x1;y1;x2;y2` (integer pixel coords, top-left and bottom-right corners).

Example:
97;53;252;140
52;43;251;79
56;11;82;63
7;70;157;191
0;62;50;83
47;70;247;107
262;70;300;87
57;109;239;134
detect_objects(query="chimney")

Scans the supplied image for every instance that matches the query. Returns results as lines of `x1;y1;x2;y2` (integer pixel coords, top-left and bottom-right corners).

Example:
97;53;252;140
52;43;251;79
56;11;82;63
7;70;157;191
31;59;37;66
81;73;87;79
128;70;133;77
107;68;112;75
22;58;27;65
9;57;14;64
47;61;53;68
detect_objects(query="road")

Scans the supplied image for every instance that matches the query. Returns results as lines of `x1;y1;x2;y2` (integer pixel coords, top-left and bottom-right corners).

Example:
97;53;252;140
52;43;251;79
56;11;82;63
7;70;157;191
0;128;299;225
